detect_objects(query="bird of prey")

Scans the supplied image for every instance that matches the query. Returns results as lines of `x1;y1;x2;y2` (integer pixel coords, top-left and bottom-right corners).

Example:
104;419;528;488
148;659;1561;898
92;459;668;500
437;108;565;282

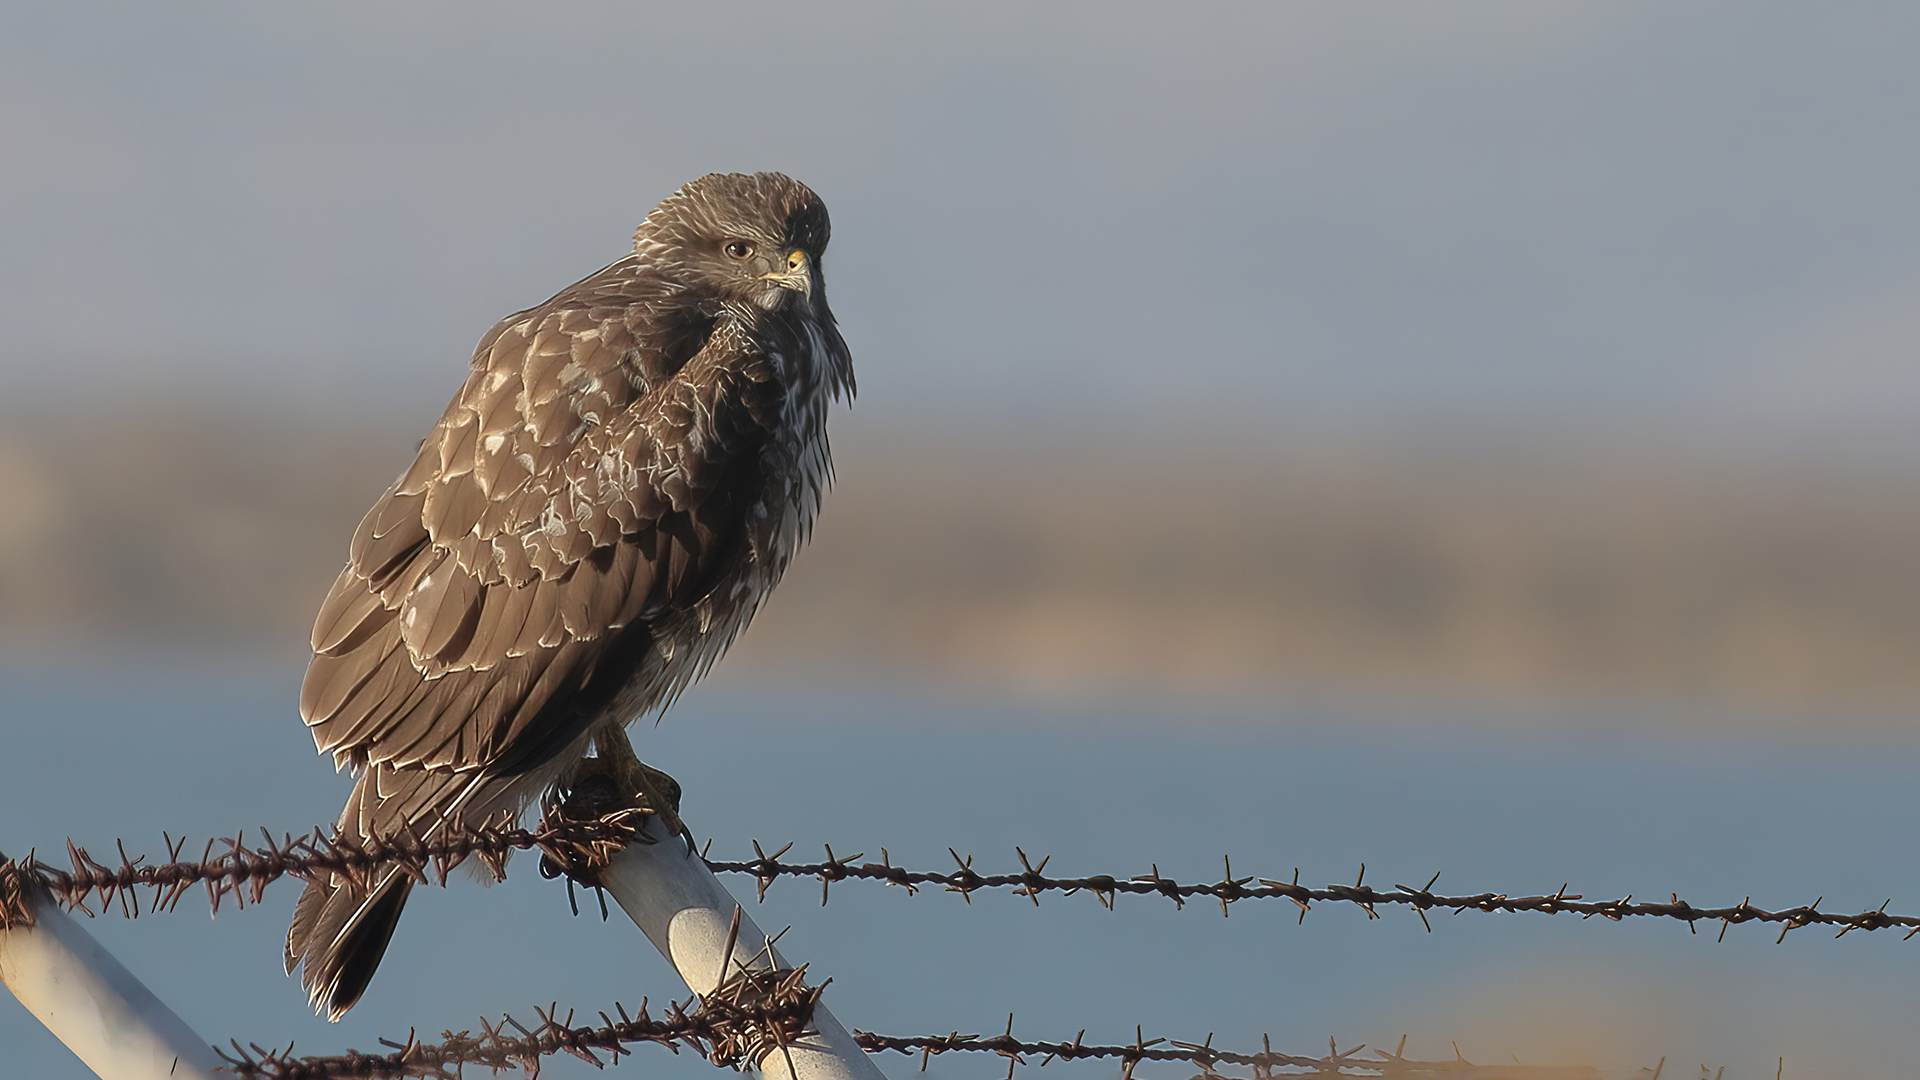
285;172;853;1019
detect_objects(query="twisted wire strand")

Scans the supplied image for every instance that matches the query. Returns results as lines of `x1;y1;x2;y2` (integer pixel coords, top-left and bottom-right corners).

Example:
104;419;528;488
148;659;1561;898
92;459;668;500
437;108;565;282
0;822;1774;1079
713;844;1913;944
216;974;821;1080
220;1001;1603;1080
0;808;648;929
2;823;1911;944
853;1025;1604;1080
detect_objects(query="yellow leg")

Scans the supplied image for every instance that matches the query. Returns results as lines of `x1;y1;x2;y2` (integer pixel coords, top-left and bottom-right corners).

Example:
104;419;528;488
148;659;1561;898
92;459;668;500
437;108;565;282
584;724;693;852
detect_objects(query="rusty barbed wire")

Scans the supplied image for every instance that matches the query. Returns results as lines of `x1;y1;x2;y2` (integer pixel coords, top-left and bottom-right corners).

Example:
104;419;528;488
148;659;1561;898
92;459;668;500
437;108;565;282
710;844;1919;945
1;818;1718;1080
3;816;1914;944
853;1024;1603;1080
0;851;33;929
218;964;823;1079
221;997;1602;1080
0;800;652;931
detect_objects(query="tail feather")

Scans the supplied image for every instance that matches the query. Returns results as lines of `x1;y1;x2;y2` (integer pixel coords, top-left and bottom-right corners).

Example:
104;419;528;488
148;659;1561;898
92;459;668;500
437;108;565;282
285;763;437;1020
285;762;514;1018
286;869;414;1021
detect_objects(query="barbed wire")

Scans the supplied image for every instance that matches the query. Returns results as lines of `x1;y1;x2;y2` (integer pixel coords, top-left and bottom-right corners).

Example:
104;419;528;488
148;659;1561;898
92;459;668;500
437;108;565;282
709;844;1916;944
218;964;823;1079
854;1024;1605;1080
1;814;1742;1080
4;815;1914;944
219;995;1604;1080
0;805;651;930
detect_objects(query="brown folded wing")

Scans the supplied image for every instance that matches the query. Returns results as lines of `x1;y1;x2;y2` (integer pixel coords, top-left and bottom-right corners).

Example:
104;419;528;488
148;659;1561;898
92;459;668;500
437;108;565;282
299;262;781;813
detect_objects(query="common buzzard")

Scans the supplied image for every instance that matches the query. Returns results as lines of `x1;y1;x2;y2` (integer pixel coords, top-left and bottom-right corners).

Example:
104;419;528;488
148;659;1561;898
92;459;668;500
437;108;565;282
285;172;853;1019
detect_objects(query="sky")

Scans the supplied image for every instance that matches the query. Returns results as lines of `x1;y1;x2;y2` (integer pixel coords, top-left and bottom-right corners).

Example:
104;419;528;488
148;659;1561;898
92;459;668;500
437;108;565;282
3;2;1920;456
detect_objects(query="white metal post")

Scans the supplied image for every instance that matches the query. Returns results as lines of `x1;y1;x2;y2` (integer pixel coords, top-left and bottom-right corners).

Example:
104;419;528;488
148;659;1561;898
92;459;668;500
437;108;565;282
597;816;889;1080
0;885;223;1080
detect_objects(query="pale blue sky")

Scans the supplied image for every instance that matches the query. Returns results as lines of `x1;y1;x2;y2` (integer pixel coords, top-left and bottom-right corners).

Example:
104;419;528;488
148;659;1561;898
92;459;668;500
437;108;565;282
2;2;1918;456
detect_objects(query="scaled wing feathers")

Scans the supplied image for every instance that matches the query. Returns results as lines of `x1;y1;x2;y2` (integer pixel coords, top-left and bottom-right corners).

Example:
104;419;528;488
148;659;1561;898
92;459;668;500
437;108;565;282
300;260;782;781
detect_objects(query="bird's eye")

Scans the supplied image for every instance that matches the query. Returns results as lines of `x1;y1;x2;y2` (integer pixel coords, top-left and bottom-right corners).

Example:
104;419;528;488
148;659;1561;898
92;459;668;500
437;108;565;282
724;240;755;260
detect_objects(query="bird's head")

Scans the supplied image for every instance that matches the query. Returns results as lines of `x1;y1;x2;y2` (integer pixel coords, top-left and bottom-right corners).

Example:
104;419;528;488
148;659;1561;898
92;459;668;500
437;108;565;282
633;171;832;313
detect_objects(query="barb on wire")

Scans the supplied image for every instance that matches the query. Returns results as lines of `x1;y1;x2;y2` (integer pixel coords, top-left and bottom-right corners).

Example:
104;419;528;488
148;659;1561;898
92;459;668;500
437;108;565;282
5;817;1917;945
0;850;34;929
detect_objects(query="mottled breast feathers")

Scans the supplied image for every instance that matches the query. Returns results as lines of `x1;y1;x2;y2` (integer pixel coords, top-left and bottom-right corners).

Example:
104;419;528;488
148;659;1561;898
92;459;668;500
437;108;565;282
299;256;785;781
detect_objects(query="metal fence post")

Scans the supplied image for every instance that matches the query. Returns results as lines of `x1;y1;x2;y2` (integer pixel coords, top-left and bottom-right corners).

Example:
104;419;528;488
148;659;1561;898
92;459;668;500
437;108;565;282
597;817;889;1080
0;878;222;1080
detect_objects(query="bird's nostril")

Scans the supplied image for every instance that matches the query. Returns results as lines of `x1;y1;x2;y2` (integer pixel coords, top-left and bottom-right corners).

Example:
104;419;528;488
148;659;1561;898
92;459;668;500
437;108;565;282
788;251;805;271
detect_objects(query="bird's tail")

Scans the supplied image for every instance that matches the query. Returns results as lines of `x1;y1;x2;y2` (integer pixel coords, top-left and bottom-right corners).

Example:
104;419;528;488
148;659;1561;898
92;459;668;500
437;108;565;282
285;766;438;1021
286;863;415;1021
287;763;498;1018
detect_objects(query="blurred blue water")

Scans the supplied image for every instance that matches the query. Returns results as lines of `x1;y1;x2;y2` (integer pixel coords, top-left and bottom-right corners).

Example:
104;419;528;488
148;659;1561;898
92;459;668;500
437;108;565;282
2;662;1918;1078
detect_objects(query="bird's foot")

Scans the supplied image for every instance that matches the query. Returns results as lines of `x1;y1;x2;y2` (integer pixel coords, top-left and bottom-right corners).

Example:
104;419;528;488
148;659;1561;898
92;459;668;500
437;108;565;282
627;759;694;855
585;732;695;855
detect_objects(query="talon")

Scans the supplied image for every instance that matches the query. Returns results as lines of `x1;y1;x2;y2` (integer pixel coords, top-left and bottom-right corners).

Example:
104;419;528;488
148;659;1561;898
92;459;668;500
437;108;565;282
644;789;696;856
589;726;693;853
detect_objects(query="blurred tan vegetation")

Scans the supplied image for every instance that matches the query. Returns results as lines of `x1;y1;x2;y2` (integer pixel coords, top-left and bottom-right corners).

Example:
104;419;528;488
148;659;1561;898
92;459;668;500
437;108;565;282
2;406;1918;711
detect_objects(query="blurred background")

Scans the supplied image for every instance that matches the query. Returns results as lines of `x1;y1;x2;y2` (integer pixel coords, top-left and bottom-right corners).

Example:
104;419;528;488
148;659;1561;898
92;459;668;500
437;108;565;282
3;3;1920;1078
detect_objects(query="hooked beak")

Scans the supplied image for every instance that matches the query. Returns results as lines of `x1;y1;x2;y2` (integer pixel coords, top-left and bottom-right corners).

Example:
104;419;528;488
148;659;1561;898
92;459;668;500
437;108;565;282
759;250;813;298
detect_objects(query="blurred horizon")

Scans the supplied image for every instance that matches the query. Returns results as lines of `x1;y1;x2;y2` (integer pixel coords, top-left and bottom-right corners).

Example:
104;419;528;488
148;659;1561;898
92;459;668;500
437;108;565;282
3;404;1919;723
